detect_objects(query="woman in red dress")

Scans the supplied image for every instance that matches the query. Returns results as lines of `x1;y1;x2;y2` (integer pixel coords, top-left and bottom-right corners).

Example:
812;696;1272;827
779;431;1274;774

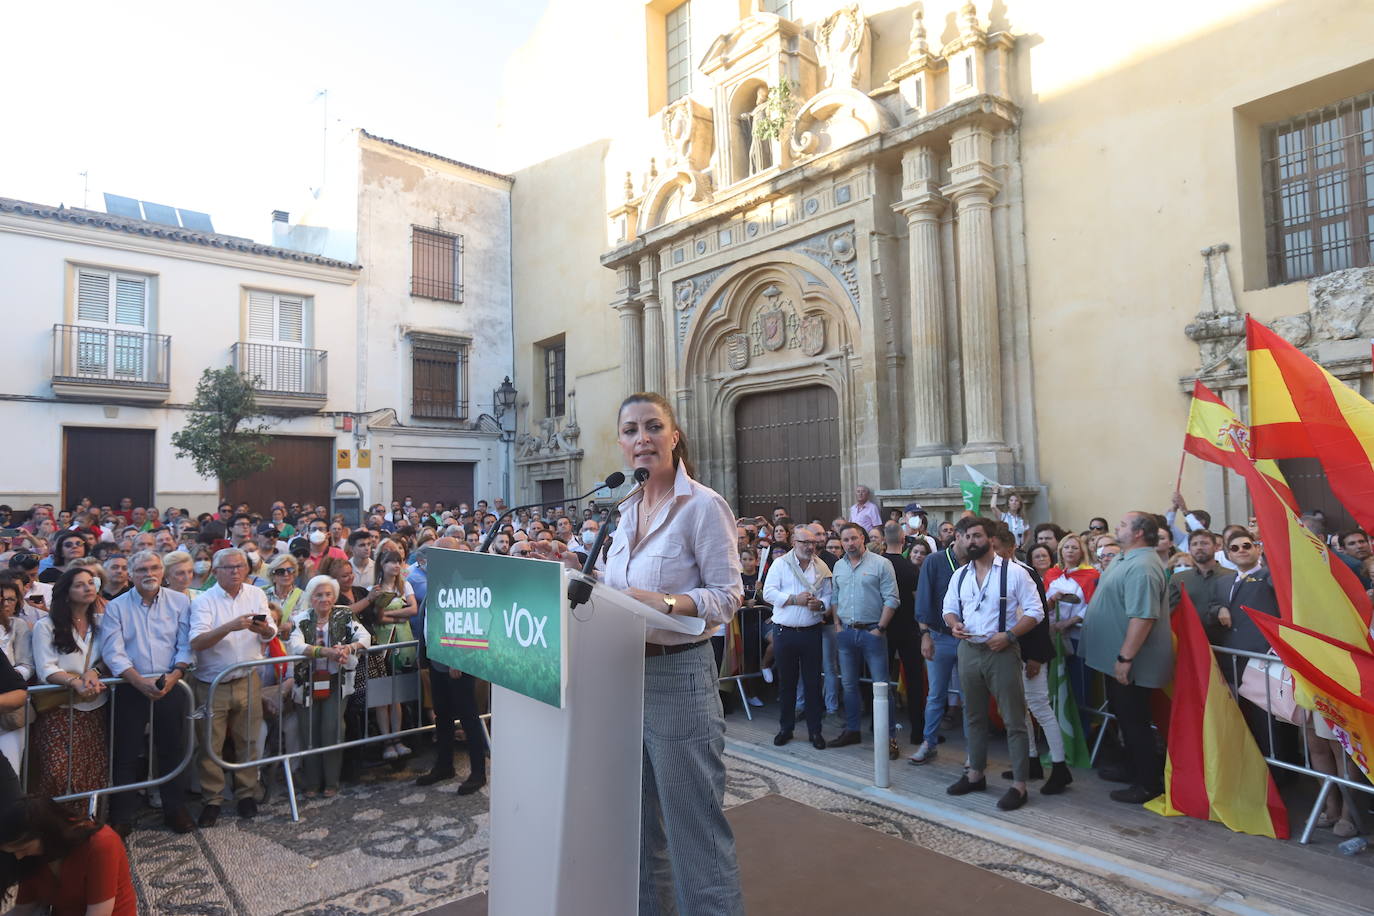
0;795;137;915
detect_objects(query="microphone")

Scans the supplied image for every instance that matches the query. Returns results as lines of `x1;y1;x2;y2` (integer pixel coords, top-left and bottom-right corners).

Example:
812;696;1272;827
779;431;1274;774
478;472;627;553
568;467;650;608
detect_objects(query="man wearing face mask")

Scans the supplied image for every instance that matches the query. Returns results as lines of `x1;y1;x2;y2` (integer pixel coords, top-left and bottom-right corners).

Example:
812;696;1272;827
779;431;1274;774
571;520;599;561
302;520;346;578
101;550;195;835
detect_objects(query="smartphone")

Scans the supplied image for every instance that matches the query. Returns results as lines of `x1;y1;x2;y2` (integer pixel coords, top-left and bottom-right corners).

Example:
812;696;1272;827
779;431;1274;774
251;614;267;623
0;528;21;538
155;674;167;691
1057;594;1081;604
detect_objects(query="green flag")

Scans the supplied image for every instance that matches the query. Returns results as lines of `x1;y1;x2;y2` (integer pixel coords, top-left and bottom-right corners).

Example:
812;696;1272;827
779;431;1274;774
1043;630;1092;768
958;480;983;512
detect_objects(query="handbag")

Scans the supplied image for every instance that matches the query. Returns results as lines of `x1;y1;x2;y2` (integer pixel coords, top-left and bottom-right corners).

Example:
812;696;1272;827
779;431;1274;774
1238;654;1306;726
33;634;95;715
0;698;35;731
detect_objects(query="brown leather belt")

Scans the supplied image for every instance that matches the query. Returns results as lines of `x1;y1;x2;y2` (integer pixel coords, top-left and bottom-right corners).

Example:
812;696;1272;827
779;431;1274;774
644;639;711;658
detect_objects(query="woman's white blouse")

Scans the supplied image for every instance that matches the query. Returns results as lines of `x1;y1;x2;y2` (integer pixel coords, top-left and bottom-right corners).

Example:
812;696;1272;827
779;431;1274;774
31;615;107;711
602;463;743;646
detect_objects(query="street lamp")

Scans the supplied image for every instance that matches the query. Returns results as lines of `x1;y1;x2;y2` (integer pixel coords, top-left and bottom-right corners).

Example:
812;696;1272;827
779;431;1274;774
493;376;517;506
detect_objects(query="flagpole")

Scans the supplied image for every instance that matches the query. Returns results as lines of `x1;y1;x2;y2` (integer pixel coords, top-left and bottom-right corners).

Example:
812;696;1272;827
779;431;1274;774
1174;445;1187;496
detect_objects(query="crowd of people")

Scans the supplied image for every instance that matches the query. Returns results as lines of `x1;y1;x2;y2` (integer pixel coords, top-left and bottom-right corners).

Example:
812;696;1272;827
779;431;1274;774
0;477;1368;910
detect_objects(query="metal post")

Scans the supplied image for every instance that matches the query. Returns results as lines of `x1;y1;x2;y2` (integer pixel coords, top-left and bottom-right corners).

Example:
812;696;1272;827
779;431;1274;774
873;681;890;788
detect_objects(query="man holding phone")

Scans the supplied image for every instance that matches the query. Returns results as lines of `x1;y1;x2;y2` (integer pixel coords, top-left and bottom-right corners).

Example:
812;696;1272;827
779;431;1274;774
101;550;195;835
189;547;277;826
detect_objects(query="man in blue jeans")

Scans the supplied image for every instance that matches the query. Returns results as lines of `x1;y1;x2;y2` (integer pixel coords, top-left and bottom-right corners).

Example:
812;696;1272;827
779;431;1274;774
910;524;970;765
829;523;898;750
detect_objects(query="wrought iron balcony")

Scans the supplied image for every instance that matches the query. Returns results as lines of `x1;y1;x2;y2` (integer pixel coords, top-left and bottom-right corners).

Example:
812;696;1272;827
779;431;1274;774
230;342;327;411
51;324;171;402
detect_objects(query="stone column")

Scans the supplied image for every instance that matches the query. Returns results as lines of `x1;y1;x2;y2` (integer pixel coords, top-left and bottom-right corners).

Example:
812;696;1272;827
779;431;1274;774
893;146;949;456
946;124;1005;450
612;263;643;397
639;253;665;394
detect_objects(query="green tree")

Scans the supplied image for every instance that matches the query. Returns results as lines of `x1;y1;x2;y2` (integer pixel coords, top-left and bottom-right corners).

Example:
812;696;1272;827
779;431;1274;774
171;368;273;486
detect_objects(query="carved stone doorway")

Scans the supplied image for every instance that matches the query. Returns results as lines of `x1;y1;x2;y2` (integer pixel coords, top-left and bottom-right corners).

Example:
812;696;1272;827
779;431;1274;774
734;385;841;523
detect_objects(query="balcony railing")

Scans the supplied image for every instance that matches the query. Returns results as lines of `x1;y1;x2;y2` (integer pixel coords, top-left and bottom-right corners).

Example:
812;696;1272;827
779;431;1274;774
230;342;327;403
52;324;171;399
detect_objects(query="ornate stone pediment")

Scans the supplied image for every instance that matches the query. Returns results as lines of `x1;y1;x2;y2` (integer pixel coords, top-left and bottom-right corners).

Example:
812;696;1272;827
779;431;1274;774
699;13;807;79
638;168;714;232
662;97;713;173
788;87;896;161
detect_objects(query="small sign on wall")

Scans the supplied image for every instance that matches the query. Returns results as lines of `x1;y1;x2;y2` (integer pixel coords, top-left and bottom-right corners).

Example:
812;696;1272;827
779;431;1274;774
337;449;350;469
358;448;371;468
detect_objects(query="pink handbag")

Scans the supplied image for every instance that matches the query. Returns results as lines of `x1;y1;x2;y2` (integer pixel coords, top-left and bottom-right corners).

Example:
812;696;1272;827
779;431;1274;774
1238;655;1306;726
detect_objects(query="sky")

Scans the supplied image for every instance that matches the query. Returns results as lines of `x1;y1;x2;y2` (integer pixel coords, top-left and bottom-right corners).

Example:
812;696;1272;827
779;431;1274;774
1;0;547;242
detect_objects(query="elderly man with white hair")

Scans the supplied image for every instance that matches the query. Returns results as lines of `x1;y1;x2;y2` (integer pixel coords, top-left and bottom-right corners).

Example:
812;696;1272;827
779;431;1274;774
189;546;277;827
101;549;195;836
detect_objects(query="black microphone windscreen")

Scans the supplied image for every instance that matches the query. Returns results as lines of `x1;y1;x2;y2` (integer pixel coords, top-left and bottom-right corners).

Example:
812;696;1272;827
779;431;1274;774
633;467;650;484
604;471;626;489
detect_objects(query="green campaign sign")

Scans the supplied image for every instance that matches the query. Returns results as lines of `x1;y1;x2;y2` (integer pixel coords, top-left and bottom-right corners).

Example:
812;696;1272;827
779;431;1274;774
424;548;567;708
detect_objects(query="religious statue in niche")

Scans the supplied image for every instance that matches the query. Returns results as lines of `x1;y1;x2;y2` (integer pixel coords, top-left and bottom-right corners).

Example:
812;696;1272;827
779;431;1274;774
738;88;774;176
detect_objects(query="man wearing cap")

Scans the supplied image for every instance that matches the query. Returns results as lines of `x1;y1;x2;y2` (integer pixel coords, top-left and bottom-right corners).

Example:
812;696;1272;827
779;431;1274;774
903;503;938;555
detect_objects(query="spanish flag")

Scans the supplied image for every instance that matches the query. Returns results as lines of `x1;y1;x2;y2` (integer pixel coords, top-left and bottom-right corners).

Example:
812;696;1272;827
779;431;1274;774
1247;316;1374;534
1145;591;1289;838
1241;455;1374;650
1183;380;1297;511
1245;609;1374;780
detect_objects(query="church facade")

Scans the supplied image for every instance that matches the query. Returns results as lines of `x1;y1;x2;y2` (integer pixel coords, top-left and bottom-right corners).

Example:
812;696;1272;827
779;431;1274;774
504;0;1374;527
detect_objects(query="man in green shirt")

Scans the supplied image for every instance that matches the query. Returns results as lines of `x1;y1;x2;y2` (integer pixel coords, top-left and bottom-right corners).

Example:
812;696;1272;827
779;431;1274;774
1081;511;1172;804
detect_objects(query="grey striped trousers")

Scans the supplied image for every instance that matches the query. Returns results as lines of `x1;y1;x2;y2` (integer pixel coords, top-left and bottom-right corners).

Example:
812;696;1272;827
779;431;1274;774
640;640;745;915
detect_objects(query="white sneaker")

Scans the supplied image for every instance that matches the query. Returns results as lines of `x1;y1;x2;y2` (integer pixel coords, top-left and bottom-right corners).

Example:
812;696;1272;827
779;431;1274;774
382;744;399;760
748;696;764;707
393;742;412;758
761;667;774;684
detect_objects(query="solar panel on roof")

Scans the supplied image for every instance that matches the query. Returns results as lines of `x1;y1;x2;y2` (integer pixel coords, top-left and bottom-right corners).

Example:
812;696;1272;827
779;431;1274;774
140;201;179;227
176;209;214;232
103;193;141;218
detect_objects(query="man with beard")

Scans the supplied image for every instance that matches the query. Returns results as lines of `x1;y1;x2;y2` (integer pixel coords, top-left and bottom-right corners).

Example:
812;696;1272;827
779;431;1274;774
1166;528;1234;643
941;517;1044;811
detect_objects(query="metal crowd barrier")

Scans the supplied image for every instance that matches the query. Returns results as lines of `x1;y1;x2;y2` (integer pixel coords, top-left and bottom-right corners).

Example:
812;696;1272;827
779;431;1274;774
1212;643;1372;845
13;677;197;819
201;639;491;822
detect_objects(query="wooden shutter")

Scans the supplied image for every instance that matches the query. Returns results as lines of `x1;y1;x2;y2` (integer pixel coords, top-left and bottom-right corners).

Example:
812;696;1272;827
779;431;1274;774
113;276;147;327
277;296;304;344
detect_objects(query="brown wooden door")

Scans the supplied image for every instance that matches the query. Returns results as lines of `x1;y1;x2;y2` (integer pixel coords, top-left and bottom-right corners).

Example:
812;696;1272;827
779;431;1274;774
734;386;841;523
63;427;154;508
222;435;333;512
539;478;566;510
390;461;475;508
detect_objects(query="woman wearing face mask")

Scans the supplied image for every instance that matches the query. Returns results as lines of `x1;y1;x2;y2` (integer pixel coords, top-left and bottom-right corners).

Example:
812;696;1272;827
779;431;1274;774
189;544;216;591
553;392;745;914
31;567;108;805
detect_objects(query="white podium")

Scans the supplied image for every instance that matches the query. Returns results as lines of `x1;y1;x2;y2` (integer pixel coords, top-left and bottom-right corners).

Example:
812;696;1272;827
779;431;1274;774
487;569;705;916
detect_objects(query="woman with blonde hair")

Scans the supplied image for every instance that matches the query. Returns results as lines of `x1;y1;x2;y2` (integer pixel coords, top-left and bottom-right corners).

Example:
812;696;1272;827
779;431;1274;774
162;549;196;595
1042;532;1099;726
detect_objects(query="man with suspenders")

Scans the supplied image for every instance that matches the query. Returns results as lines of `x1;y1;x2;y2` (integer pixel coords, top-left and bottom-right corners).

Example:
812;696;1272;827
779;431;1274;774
940;516;1045;811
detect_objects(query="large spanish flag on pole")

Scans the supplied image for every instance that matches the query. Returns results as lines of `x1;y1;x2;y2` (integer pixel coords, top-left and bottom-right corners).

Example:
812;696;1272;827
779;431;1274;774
1145;591;1289;838
1247;316;1374;534
1183;380;1297;511
1245;610;1374;780
1239;451;1374;650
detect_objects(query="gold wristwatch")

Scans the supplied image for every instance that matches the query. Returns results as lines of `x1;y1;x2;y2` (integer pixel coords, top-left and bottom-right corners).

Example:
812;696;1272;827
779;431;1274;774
662;593;677;614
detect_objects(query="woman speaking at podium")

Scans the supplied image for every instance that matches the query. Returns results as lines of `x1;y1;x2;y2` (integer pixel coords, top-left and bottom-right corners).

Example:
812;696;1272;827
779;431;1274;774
605;392;745;915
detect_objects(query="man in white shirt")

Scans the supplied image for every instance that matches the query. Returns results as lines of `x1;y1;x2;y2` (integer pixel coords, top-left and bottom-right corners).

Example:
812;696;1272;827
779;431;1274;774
848;485;882;531
347;529;376;588
941;516;1044;812
761;527;832;749
189;547;276;826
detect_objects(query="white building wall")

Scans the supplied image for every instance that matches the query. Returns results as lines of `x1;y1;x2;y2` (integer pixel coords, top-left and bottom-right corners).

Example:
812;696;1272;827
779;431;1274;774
0;207;360;514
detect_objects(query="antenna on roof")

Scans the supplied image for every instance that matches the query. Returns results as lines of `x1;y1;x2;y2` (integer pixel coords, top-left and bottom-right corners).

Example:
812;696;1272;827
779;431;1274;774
311;89;328;197
79;171;88;209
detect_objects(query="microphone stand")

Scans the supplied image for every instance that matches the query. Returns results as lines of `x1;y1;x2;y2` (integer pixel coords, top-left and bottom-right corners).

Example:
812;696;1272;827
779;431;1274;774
567;467;649;608
478;473;626;554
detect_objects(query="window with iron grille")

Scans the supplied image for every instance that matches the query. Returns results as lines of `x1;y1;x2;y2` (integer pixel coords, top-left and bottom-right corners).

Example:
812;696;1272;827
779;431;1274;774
666;2;692;105
411;226;464;302
412;335;469;419
1263;91;1374;285
544;344;566;417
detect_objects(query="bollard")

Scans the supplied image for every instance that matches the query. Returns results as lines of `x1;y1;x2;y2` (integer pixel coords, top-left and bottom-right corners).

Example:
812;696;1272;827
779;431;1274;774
873;680;890;788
